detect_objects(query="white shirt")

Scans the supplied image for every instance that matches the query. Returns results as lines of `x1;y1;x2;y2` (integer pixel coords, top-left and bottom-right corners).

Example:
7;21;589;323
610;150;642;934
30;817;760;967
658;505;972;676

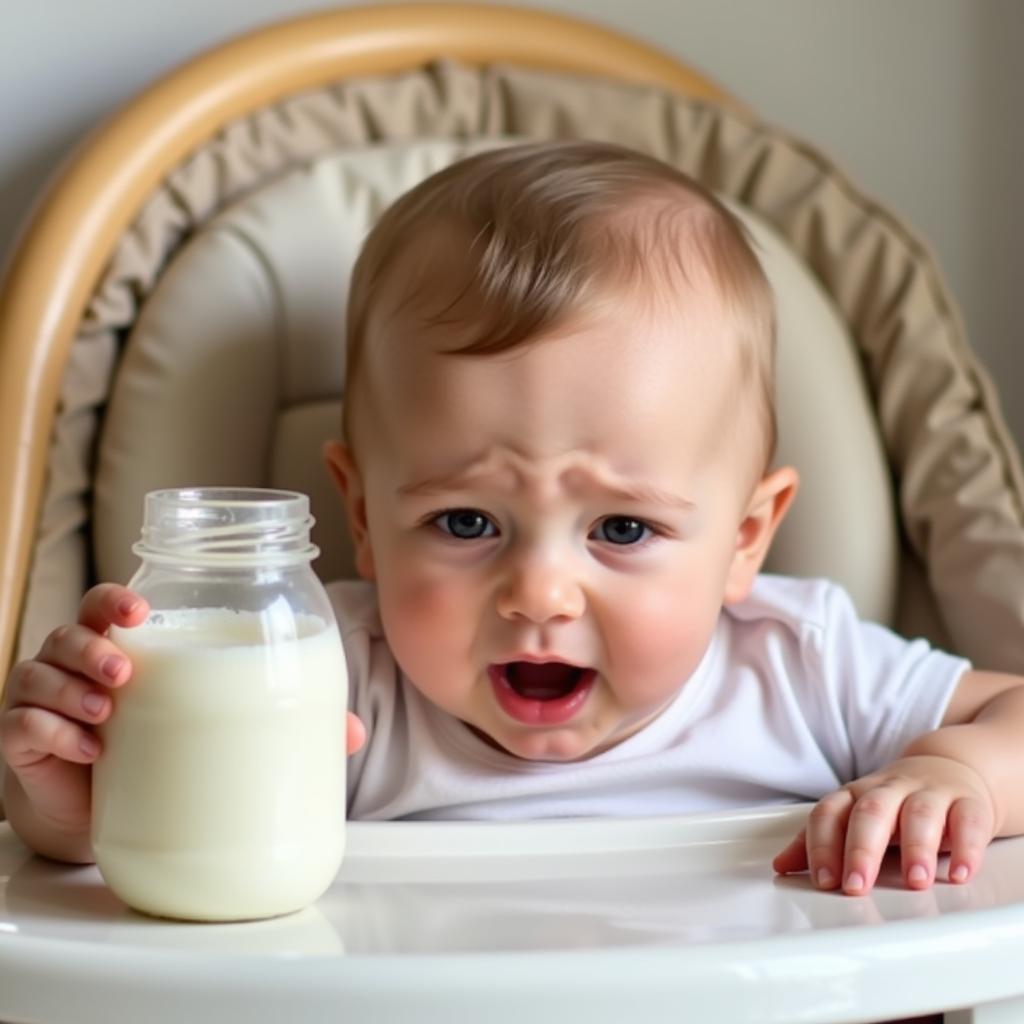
334;575;969;821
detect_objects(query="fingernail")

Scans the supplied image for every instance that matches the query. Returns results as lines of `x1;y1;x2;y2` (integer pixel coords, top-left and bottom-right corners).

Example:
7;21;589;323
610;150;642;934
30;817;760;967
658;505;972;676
80;734;100;758
82;693;107;716
908;864;928;885
816;867;835;888
101;655;125;680
118;597;140;616
845;871;865;892
951;864;969;883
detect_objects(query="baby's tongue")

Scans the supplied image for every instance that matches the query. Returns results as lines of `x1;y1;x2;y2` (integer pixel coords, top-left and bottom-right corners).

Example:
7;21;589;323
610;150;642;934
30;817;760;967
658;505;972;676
506;662;581;700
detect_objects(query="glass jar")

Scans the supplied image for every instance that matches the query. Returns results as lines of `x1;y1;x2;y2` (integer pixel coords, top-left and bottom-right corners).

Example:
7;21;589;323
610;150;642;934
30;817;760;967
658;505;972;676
91;487;348;922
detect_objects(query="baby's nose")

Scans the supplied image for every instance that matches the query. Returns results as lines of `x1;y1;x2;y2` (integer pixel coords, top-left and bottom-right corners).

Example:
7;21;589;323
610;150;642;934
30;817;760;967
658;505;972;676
495;555;585;624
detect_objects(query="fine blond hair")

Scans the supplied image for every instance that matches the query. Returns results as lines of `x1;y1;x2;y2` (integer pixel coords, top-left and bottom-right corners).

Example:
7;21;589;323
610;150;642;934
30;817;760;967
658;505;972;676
343;140;776;472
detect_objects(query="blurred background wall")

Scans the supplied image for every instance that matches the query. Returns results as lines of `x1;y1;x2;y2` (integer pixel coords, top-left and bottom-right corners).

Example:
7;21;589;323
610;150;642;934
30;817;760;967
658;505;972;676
2;0;1022;445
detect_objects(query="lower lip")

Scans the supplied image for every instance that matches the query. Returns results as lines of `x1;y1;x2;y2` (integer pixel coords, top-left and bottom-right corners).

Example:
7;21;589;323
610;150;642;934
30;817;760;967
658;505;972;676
487;665;597;726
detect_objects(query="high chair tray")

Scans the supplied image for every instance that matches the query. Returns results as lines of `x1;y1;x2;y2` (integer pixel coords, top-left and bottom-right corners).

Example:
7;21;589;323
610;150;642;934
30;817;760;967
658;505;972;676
2;805;1024;1024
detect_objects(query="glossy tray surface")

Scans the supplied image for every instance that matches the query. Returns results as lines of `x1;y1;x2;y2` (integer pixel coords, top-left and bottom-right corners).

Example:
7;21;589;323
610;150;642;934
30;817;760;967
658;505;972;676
3;806;1024;1024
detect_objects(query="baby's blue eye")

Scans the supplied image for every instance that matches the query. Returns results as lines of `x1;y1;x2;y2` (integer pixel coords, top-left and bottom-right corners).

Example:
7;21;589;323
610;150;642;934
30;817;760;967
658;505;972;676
593;516;651;545
434;509;497;540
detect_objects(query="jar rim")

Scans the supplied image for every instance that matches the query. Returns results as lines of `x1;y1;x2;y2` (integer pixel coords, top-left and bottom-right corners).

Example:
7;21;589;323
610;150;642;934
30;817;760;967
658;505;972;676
145;487;308;507
134;487;319;567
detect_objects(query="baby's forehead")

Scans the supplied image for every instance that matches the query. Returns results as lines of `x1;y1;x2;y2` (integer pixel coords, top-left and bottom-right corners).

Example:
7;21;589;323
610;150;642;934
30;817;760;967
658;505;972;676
353;261;767;488
363;285;745;437
352;311;759;508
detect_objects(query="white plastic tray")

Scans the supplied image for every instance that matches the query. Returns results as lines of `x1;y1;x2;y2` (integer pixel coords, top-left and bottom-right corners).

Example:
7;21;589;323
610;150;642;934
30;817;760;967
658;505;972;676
3;805;1024;1023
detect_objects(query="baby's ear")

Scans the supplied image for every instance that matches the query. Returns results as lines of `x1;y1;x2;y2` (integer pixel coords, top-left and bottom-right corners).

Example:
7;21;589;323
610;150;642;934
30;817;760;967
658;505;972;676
723;465;799;605
323;440;376;580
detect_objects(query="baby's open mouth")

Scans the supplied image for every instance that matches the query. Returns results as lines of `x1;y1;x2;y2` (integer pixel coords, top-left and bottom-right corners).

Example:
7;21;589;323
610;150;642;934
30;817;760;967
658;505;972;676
488;661;596;726
506;661;586;700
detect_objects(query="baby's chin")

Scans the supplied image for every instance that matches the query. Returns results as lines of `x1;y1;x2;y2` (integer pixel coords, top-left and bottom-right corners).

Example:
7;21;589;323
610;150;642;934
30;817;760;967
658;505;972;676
467;720;618;763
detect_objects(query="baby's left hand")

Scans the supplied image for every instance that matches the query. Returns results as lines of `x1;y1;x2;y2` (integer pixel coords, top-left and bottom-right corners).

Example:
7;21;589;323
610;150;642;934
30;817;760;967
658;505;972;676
772;755;996;895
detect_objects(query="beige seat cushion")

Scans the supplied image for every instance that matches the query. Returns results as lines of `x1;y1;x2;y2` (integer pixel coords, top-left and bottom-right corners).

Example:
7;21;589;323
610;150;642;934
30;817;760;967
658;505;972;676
91;138;899;626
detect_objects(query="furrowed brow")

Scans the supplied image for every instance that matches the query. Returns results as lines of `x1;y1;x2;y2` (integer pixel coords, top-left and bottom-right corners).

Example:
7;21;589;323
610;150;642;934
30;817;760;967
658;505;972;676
596;482;697;512
396;470;484;498
396;464;697;512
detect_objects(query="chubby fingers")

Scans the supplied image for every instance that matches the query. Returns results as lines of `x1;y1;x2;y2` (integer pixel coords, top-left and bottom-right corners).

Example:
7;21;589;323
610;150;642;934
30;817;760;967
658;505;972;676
0;701;104;770
771;829;809;876
32;585;148;687
839;785;908;894
772;791;854;889
4;659;115;726
888;789;991;890
777;787;994;894
1;649;129;773
801;789;857;891
944;796;993;885
776;786;900;894
897;790;951;889
35;623;134;690
77;583;149;635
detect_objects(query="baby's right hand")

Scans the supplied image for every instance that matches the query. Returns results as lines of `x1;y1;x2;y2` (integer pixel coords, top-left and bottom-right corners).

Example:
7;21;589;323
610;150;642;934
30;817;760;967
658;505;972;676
0;584;148;844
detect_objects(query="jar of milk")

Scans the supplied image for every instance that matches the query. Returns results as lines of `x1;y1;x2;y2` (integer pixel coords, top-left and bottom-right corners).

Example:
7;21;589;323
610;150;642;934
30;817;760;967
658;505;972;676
91;488;348;922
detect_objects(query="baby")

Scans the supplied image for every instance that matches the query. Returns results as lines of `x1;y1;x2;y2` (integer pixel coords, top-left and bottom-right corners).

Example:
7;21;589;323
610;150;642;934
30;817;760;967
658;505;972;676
3;140;1024;898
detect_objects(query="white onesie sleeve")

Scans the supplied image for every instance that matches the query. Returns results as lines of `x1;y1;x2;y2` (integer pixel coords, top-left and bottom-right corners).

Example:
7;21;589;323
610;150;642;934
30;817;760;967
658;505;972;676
781;577;971;780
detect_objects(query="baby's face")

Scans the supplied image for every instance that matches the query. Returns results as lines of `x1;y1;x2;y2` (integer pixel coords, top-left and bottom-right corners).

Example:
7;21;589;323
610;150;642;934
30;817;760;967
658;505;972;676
329;287;795;762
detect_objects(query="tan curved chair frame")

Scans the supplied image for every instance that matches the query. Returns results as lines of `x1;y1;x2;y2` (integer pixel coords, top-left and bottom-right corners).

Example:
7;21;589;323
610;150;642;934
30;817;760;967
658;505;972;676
0;3;740;675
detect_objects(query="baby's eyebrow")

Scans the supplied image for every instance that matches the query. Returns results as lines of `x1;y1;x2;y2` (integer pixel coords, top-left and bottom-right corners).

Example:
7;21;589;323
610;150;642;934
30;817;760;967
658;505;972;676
591;482;697;512
396;470;484;498
397;469;696;512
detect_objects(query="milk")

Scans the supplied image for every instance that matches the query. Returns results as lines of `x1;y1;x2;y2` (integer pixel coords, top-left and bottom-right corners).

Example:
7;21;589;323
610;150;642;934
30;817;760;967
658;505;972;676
92;610;348;922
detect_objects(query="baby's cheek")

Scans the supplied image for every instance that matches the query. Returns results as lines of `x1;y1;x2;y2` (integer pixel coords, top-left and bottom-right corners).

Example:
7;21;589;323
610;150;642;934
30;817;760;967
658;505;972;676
377;571;473;683
607;585;717;702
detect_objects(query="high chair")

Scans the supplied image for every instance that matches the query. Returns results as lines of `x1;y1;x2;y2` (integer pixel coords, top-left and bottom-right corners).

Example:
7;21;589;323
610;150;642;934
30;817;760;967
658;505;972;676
2;6;1024;1023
